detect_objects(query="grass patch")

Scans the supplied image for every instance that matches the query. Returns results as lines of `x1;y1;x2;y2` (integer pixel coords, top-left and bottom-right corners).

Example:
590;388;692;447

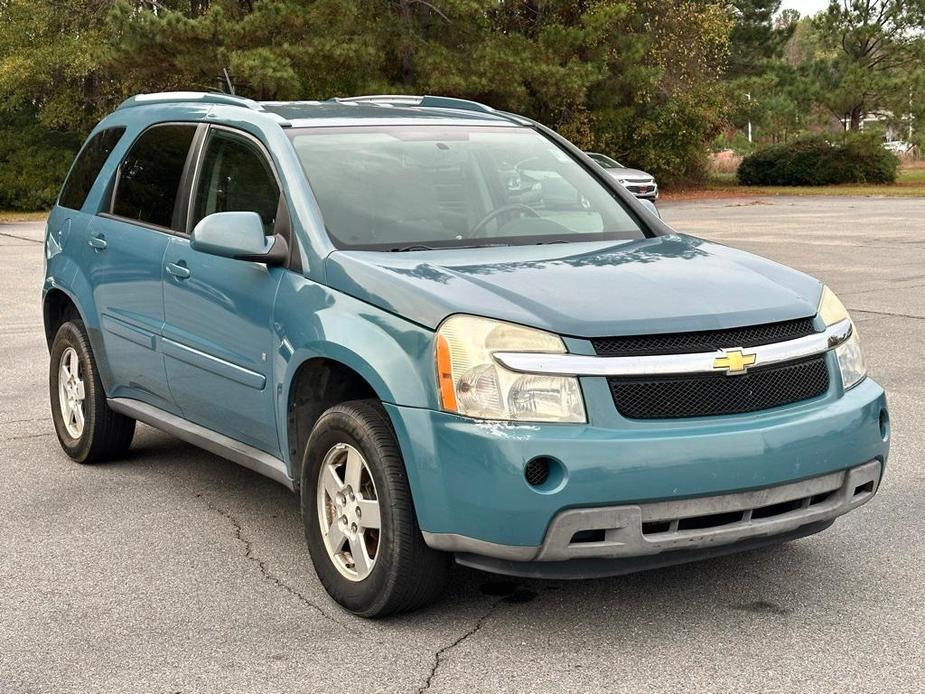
665;164;925;200
0;210;48;223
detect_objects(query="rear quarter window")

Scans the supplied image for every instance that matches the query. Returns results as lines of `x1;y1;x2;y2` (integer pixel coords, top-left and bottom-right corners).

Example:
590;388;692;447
58;127;126;211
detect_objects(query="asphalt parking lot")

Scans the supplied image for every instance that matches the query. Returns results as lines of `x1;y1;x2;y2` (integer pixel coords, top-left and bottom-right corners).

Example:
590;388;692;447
2;196;924;694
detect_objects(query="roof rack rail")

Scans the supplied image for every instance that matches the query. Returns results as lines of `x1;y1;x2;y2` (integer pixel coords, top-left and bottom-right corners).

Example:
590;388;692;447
333;94;497;115
116;91;265;112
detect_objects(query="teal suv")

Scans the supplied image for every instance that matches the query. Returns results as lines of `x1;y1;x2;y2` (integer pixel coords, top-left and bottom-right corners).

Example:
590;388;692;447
44;93;889;616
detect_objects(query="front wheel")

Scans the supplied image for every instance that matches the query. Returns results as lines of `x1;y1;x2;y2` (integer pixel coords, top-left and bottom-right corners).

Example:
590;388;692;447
301;400;448;617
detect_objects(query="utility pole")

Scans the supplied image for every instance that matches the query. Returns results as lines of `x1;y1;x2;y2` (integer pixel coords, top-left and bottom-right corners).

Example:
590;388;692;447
745;93;752;143
910;91;914;142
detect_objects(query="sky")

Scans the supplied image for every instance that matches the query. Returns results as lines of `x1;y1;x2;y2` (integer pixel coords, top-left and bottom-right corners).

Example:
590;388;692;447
779;0;831;15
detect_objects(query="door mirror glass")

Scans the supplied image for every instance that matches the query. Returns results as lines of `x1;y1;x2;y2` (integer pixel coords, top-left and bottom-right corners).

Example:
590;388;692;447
190;211;288;265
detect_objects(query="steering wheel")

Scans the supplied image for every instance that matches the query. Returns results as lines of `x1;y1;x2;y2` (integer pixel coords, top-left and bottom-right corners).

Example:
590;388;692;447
471;203;539;237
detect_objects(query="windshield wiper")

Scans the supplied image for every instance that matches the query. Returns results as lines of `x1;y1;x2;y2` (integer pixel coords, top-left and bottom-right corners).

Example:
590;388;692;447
390;244;436;252
390;242;514;251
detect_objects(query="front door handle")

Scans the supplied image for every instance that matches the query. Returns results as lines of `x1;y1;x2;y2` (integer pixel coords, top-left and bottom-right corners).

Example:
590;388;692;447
88;234;107;250
165;262;191;280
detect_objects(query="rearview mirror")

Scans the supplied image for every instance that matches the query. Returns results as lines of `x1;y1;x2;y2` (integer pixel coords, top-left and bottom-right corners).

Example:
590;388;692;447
638;198;661;219
190;211;288;266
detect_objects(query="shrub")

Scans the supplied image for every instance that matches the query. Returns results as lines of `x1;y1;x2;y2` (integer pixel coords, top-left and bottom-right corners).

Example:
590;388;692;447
737;134;898;186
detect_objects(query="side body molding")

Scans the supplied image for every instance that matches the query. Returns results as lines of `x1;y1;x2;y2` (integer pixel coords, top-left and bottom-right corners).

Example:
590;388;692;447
160;338;267;390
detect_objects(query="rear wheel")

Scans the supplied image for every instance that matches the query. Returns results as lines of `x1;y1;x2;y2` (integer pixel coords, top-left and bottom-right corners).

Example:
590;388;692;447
49;320;135;463
301;400;448;617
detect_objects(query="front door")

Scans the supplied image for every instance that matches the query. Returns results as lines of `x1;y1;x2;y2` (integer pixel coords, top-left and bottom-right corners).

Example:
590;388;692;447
86;123;199;411
162;126;285;455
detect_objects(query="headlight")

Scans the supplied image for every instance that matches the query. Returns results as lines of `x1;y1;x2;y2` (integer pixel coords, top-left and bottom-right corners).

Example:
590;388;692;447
435;315;586;423
819;286;866;389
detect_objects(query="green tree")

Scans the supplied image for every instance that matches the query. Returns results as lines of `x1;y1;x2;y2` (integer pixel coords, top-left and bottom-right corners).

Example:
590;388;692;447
0;0;117;130
727;0;796;77
0;0;735;208
812;0;925;131
0;106;81;210
607;0;732;181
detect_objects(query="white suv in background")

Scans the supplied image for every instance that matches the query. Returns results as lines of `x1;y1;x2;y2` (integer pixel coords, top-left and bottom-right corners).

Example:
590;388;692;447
586;152;658;201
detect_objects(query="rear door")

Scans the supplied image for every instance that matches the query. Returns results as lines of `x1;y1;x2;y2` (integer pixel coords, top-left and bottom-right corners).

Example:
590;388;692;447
161;125;285;454
86;123;200;410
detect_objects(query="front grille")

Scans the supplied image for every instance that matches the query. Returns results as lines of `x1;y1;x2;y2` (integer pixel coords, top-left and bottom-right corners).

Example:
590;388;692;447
608;355;829;419
591;317;816;357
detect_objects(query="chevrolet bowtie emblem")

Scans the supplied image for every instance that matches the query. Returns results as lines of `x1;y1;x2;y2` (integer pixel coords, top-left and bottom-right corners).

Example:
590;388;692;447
713;349;757;375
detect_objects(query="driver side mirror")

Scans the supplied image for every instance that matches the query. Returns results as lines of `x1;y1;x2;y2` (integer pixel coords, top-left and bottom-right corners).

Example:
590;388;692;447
190;211;289;266
638;198;661;219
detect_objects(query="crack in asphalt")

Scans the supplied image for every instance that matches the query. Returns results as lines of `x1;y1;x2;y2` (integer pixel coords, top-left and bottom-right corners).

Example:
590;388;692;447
6;432;53;441
0;417;46;425
203;498;355;633
852;308;925;321
416;599;504;694
0;231;42;244
842;280;925;298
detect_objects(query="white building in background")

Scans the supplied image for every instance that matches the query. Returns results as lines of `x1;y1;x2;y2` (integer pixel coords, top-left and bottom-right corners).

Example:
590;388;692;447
841;111;916;154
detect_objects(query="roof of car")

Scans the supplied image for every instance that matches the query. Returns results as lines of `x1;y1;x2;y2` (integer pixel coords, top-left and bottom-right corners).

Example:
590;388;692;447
115;92;528;128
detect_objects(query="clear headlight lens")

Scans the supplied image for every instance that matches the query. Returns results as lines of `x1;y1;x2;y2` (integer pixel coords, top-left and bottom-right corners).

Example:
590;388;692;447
819;286;866;389
435;315;586;423
835;329;866;390
818;285;849;325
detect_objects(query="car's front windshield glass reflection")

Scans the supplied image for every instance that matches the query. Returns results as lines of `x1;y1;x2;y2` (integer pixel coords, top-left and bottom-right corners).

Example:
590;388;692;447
289;126;645;250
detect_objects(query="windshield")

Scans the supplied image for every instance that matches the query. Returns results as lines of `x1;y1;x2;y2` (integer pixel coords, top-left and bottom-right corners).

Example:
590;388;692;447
289;126;646;250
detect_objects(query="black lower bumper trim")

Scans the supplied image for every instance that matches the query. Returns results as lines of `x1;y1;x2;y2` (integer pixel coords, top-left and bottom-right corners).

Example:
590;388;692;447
453;519;835;580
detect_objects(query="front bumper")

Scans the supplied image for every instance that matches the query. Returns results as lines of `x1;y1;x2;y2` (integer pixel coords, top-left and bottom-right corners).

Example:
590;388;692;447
385;376;888;568
432;459;879;578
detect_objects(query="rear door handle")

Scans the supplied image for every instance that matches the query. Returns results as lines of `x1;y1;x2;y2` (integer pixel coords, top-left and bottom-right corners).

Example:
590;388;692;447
88;234;107;250
165;262;191;280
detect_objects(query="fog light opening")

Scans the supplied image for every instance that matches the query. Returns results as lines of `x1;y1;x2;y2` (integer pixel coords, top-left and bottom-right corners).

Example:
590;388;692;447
523;456;566;493
879;409;890;442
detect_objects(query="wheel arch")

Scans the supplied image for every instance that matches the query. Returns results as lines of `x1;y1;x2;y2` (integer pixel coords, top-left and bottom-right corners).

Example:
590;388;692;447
43;278;114;393
43;286;85;350
283;355;384;488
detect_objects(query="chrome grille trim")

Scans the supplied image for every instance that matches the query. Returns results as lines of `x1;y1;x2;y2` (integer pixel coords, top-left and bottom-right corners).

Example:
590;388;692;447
493;318;851;377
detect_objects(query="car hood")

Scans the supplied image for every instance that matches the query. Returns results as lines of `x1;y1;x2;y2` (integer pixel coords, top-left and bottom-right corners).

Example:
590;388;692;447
324;235;822;337
606;168;653;180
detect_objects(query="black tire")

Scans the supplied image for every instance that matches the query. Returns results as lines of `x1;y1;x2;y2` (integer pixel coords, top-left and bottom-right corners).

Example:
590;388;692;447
301;399;449;617
49;320;135;463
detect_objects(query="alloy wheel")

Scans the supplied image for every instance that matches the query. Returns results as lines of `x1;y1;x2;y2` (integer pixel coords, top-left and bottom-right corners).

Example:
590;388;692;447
58;346;86;439
316;443;381;581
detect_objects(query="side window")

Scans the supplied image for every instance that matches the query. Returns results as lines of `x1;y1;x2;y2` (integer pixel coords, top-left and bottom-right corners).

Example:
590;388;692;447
58;127;126;211
111;124;197;230
192;129;280;234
